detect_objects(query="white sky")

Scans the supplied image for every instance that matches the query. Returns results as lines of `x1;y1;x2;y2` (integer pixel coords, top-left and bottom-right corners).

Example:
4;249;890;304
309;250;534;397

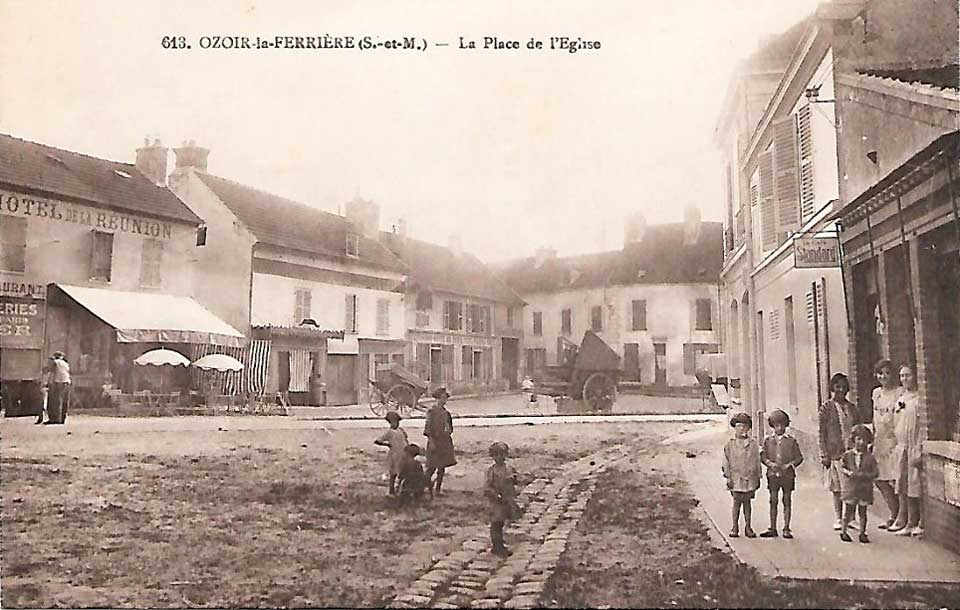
0;0;820;261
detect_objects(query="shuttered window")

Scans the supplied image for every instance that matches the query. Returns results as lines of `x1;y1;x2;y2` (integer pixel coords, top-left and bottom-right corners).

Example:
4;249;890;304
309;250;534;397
631;299;647;331
695;299;713;331
91;231;114;281
376;298;390;335
0;216;27;272
294;288;312;324
443;301;463;331
139;239;163;288
441;344;454;380
561;309;572;335
591;305;602;332
345;294;357;332
773;115;800;243
797;104;815;224
533;311;542;336
758;149;777;251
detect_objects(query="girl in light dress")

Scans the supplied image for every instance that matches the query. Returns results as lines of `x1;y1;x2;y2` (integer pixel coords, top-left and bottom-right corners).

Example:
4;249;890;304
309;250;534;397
891;365;924;536
870;359;901;530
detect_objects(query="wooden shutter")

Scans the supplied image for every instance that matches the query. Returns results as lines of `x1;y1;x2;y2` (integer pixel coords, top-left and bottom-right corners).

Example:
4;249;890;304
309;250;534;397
376;299;389;335
442;301;450;330
758;150;777;251
797;105;815;224
345;294;356;332
773;115;800;243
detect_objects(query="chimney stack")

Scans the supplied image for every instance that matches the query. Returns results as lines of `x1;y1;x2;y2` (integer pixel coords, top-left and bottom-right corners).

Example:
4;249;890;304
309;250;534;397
135;137;169;186
683;205;702;245
344;197;380;239
448;234;462;256
173;140;210;173
534;247;557;267
623;212;647;248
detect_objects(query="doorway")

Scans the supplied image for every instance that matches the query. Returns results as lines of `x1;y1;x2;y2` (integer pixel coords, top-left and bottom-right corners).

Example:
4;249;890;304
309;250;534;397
501;338;519;389
325;354;357;406
654;343;666;385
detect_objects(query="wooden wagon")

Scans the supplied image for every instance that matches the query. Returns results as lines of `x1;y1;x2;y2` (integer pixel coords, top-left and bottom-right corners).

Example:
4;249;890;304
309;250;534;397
535;331;621;412
367;363;431;417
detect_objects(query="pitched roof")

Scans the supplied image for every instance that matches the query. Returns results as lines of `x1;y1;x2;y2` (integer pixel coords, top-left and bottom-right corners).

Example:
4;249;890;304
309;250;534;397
496;222;723;294
0;133;200;224
859;64;959;90
195;172;404;272
379;232;524;304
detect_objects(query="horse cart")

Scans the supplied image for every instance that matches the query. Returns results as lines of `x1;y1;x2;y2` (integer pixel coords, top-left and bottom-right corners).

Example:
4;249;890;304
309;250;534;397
535;331;621;413
368;363;431;417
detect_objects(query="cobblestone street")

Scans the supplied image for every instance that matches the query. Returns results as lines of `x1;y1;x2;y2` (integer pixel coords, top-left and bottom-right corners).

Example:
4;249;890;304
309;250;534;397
391;445;627;609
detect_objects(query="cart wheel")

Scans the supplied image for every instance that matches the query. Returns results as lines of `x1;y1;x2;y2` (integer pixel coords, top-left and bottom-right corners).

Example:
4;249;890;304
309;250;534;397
387;384;417;417
583;373;616;412
369;386;387;417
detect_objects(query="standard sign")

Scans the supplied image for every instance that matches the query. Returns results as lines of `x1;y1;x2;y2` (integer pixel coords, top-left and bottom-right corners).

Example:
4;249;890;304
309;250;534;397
794;236;840;268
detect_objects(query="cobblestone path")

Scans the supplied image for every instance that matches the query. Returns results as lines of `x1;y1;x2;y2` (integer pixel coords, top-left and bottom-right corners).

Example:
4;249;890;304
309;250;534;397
389;445;629;609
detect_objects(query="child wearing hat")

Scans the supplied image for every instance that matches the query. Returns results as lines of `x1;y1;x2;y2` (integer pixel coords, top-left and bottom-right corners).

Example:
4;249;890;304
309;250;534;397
839;424;880;543
759;409;804;538
722;412;761;538
374;411;408;495
485;441;521;557
397;444;429;508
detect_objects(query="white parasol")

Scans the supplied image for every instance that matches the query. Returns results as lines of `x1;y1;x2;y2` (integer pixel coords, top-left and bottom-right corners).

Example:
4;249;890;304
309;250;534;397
134;348;191;367
192;353;243;372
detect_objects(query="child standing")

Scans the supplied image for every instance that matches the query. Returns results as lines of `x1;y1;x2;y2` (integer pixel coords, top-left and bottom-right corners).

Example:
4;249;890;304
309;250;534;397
722;412;761;538
374;411;408;495
759;409;804;539
397;444;428;508
485;441;521;557
840;425;880;543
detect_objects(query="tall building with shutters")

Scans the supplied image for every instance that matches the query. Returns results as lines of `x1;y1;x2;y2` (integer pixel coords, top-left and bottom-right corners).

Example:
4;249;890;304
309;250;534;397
497;210;722;389
716;7;852;454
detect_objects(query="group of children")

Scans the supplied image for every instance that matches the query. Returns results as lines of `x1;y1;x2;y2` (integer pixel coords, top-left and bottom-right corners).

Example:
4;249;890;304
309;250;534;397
723;407;880;543
374;408;520;557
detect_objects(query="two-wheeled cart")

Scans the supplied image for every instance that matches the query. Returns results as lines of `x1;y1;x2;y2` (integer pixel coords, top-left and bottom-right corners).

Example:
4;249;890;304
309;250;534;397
367;363;431;417
535;330;621;413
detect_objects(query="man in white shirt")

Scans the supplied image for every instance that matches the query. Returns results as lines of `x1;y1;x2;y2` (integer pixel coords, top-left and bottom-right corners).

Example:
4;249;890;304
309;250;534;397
43;351;71;425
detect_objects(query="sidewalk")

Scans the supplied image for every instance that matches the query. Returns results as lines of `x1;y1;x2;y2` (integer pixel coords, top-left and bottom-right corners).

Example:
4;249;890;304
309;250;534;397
676;421;960;583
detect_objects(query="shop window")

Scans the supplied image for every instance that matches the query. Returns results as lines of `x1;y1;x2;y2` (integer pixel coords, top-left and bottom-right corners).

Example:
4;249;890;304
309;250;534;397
376;298;390;335
0;216;26;272
295;289;312;325
374;353;390;370
631;300;647;331
695;299;713;330
591;306;602;332
91;231;114;282
533;311;542;336
139;238;163;288
561;309;572;335
345;294;357;333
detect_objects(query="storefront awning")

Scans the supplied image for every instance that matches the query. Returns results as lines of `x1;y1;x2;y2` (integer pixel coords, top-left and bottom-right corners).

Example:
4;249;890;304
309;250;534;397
49;284;246;347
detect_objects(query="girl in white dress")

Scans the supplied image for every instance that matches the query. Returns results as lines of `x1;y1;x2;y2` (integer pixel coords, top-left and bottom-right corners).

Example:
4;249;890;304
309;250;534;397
870;359;901;529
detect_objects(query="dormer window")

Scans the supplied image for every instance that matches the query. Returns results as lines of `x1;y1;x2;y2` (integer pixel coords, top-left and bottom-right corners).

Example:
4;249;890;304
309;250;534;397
345;233;360;257
113;169;132;179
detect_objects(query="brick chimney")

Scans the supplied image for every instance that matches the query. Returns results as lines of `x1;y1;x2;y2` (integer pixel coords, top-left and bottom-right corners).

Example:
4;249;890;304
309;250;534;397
173;140;210;173
683;205;702;245
623;212;647;248
534;247;557;267
344;197;380;239
135;137;168;186
448;234;462;256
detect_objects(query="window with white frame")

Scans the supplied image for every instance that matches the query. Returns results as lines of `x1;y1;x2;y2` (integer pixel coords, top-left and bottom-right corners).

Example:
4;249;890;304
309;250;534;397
345;233;360;257
91;231;115;282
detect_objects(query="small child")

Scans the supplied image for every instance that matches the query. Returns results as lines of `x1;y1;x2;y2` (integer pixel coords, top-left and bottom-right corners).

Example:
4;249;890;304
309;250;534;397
759;409;804;539
485;441;521;557
397;444;428;508
722;412;761;538
374;411;408;495
839;424;879;543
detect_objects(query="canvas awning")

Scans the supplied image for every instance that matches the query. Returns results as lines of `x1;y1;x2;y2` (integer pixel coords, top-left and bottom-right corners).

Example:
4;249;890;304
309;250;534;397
49;284;246;347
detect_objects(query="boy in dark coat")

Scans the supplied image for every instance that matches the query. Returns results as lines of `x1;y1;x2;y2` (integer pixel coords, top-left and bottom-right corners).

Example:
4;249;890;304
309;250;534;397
760;409;804;539
397;444;428;509
485;441;521;557
839;425;880;543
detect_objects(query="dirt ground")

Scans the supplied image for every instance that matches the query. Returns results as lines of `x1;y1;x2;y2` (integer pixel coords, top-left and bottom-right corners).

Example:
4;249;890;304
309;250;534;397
545;458;959;609
0;420;663;608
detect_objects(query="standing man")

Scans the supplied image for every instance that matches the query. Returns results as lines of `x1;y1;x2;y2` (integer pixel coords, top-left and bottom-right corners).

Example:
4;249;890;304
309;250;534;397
44;351;71;425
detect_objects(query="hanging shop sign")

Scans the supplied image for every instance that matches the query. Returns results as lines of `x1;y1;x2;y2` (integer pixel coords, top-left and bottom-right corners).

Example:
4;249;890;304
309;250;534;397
794;236;840;269
0;295;45;349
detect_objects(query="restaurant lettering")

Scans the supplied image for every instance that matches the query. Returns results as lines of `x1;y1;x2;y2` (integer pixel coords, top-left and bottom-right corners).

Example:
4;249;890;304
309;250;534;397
0;296;45;349
1;189;173;239
0;280;46;299
794;236;840;269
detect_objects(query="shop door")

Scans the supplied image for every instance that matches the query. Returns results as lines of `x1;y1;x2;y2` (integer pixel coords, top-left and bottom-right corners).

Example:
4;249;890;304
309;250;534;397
624;343;640;382
430;347;442;382
325;354;357;406
937;252;960;440
654;343;666;385
501;338;519;389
